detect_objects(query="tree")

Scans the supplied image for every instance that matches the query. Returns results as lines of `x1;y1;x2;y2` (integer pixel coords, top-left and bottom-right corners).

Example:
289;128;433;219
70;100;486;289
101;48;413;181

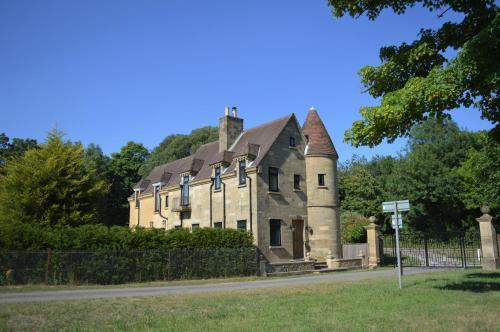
339;156;386;217
106;142;149;226
0;130;108;227
326;0;499;146
139;126;218;177
385;118;476;232
456;132;500;211
0;133;38;167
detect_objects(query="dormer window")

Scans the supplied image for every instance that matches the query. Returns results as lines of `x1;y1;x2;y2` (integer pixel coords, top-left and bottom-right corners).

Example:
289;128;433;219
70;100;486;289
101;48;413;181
153;184;161;212
289;136;296;147
134;190;140;208
214;166;221;190
181;175;190;206
239;160;246;185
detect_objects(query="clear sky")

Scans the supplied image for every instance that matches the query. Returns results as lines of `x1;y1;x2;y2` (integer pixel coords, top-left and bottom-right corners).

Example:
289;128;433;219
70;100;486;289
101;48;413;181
0;0;493;161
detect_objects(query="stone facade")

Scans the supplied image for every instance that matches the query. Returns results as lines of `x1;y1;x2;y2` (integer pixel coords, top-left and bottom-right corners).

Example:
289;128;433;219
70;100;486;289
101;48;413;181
129;107;342;264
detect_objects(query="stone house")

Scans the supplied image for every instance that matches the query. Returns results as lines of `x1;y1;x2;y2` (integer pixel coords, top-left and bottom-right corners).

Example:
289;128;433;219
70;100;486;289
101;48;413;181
129;107;342;263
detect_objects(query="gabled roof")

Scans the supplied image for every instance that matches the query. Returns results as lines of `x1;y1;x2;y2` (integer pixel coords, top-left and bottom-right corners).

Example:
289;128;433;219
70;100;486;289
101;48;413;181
136;114;294;195
302;108;338;157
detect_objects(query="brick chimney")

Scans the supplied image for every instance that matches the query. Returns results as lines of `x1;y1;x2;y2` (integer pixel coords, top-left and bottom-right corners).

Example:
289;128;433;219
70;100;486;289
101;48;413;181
219;106;243;152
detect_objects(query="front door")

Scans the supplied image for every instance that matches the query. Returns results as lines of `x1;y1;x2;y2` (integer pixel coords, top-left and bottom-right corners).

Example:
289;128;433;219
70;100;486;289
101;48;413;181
292;220;304;259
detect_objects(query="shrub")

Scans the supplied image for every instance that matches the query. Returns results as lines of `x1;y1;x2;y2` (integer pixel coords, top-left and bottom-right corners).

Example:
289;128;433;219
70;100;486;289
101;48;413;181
341;212;369;243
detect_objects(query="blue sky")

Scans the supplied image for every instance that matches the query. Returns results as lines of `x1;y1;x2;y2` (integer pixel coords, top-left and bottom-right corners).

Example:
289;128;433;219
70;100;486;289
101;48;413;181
0;0;493;161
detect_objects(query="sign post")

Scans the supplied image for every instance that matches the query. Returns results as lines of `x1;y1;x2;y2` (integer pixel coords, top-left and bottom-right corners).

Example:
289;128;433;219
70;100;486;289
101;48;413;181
382;200;410;289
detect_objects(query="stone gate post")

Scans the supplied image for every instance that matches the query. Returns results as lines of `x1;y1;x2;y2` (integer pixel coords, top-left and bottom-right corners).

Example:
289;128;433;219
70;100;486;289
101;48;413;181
364;216;381;269
477;206;499;270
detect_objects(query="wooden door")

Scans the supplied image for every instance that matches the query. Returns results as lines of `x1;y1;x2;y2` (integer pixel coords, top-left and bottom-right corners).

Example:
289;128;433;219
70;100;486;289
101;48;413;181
292;220;304;259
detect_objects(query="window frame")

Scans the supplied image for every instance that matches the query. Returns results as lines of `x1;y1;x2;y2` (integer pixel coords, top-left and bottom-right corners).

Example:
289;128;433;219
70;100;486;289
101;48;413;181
268;167;279;192
239;160;247;185
165;195;169;208
214;166;221;190
181;175;190;206
293;174;301;190
154;185;161;212
191;223;200;230
237;220;247;231
318;174;326;187
214;222;223;229
289;136;296;147
269;219;282;247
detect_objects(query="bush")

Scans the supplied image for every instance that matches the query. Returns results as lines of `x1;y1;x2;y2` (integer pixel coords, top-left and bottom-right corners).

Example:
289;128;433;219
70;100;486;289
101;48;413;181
341;212;369;243
0;222;254;250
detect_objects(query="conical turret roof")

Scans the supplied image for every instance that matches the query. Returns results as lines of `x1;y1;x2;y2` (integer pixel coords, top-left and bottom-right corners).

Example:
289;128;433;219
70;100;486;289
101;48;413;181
302;108;338;157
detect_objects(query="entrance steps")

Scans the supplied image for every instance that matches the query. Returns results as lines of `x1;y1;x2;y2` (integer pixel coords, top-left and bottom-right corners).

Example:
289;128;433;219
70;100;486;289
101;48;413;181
265;260;349;277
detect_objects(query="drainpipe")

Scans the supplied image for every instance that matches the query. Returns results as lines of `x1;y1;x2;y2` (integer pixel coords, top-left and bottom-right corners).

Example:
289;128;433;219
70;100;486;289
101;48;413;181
246;174;253;233
209;177;214;228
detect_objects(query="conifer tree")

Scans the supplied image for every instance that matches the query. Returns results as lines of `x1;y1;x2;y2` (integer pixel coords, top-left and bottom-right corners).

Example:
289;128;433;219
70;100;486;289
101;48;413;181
0;130;108;227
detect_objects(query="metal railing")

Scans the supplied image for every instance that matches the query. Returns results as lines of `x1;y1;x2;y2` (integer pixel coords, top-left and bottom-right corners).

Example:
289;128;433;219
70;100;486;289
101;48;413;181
0;248;258;285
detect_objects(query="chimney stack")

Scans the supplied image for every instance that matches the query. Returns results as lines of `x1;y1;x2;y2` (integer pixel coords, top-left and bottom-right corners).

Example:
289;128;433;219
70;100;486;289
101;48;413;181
219;106;243;152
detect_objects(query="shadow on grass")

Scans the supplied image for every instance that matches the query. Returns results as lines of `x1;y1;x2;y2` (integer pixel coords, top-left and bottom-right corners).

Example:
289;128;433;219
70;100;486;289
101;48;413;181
465;272;500;279
436;281;500;293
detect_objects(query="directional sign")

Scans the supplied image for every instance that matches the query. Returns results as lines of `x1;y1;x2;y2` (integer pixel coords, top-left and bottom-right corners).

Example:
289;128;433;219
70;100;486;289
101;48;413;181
391;214;403;229
382;200;410;213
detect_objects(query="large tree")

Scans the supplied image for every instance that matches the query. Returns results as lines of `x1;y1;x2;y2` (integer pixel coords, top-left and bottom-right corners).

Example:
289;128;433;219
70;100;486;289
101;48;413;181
0;130;108;227
326;0;499;146
106;142;149;226
139;126;218;177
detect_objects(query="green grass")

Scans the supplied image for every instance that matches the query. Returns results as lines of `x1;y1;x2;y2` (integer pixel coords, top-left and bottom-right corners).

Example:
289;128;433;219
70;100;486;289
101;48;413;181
0;270;499;331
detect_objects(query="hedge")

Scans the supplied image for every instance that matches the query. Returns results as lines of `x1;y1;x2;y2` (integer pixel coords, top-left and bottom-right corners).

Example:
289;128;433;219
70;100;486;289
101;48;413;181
0;248;258;285
0;222;254;250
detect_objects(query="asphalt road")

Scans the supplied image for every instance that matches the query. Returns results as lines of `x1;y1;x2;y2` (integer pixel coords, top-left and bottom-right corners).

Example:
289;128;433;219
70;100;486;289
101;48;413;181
0;267;447;304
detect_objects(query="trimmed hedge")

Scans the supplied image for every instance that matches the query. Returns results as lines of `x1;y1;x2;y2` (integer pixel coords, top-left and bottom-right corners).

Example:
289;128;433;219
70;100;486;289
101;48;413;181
0;222;254;250
0;248;258;285
0;223;257;285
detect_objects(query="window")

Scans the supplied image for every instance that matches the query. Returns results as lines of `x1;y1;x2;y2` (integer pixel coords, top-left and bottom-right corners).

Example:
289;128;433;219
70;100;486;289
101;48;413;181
135;191;140;208
269;167;279;192
294;174;301;190
149;221;154;228
318;174;326;186
289;136;296;147
174;225;181;229
154;186;161;212
192;223;200;230
181;175;190;206
270;219;281;246
165;195;169;208
237;220;247;231
214;166;221;190
239;160;246;185
214;222;223;229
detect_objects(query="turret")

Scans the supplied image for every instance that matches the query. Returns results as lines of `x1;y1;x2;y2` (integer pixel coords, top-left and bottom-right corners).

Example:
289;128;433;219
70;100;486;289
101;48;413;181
302;107;342;261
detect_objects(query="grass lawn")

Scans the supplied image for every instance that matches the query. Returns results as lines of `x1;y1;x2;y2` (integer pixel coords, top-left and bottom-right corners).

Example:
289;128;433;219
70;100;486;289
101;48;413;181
0;269;499;331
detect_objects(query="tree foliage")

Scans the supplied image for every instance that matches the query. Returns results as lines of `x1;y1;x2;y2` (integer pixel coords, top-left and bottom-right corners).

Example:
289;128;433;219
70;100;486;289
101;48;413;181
326;0;500;146
0;130;108;227
339;118;497;233
139;126;218;177
0;133;38;168
106;142;150;226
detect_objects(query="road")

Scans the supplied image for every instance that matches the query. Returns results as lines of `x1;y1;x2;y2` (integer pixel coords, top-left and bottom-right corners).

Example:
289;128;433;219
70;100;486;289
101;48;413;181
0;267;446;304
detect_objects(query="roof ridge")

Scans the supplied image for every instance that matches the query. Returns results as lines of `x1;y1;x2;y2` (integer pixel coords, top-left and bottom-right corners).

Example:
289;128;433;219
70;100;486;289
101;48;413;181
244;114;293;134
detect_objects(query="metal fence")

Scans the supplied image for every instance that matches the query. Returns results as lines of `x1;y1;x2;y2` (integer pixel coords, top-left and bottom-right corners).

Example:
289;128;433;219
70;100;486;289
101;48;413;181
381;232;481;268
0;248;258;285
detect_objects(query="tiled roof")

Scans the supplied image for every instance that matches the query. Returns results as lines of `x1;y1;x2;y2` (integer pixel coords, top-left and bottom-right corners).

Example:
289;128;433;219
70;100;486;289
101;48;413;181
302;108;338;157
137;114;294;195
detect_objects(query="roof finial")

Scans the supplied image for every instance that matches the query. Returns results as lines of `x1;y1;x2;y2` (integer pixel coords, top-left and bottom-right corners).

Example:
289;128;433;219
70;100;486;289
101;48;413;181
309;106;316;112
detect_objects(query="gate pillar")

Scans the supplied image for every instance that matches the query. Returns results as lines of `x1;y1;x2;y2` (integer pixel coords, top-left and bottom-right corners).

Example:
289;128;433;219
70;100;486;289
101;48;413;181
477;206;500;270
364;216;381;269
